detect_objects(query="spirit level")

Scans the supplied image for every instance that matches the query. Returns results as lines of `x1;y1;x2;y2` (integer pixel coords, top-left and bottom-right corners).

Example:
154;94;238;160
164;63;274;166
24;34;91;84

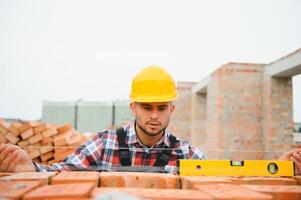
178;160;294;177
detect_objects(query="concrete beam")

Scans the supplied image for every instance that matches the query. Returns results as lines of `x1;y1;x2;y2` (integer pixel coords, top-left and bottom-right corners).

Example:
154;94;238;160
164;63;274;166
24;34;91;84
191;75;210;94
265;49;301;77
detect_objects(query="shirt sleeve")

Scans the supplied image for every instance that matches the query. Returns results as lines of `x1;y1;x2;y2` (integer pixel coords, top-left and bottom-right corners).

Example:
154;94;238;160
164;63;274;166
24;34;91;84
34;132;106;172
189;145;207;160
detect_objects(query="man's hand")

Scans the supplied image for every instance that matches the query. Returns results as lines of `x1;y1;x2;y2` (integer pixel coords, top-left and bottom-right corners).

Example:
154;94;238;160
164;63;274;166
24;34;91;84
0;144;36;172
279;148;301;175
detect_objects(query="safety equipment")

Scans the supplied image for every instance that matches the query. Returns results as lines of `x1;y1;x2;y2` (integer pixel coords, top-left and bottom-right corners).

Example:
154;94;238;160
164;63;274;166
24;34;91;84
178;160;294;176
130;66;177;102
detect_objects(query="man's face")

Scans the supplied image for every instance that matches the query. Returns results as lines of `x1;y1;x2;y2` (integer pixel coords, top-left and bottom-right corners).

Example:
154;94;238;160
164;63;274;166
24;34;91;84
130;102;175;137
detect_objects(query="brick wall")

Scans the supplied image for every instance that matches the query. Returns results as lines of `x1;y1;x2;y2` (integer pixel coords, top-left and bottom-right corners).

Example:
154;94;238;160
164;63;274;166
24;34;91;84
173;50;300;160
204;63;265;159
1;172;301;199
191;92;207;148
169;82;196;142
262;76;294;159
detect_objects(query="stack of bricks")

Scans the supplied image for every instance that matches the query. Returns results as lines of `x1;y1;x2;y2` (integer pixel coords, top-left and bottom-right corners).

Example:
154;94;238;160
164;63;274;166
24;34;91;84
0;118;88;165
0;172;301;199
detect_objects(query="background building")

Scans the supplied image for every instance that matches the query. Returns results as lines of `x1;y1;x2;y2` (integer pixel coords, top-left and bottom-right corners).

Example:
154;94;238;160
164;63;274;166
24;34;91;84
169;48;301;160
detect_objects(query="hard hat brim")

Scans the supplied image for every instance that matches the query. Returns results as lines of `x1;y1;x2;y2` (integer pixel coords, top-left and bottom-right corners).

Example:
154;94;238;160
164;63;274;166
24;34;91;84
130;94;177;103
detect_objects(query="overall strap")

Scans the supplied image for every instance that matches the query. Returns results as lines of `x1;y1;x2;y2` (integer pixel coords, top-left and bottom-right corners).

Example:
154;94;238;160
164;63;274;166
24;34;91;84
116;127;131;166
154;134;178;167
117;127;181;167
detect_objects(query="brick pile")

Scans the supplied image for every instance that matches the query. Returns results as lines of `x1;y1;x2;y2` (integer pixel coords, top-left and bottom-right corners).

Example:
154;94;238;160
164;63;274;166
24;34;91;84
0;118;88;165
0;172;301;199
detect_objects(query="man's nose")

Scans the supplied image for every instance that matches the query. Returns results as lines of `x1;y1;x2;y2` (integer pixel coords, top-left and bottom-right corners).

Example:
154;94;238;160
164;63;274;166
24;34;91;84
150;109;159;119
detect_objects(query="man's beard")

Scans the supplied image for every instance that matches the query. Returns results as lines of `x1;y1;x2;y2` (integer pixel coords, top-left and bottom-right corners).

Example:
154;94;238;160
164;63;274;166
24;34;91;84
136;121;166;137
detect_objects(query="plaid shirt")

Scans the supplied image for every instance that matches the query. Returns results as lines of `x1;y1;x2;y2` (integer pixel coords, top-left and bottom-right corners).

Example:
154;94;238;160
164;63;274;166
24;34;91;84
35;121;206;174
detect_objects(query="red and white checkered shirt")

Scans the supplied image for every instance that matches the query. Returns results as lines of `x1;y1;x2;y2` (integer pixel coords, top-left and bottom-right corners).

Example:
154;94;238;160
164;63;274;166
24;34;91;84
35;121;206;174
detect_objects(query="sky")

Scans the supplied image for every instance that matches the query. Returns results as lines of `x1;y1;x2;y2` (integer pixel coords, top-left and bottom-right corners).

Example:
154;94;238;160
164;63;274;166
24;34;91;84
0;0;300;122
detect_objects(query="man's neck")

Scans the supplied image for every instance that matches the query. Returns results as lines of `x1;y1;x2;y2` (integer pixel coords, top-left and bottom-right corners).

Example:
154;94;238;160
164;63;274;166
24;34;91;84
135;123;164;147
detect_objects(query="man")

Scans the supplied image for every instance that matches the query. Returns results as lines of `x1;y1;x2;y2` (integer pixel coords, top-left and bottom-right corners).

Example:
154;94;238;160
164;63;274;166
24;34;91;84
0;66;300;174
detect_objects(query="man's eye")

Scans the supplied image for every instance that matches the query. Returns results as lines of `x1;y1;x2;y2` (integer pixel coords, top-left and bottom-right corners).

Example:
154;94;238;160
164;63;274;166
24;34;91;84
158;107;167;111
143;106;152;110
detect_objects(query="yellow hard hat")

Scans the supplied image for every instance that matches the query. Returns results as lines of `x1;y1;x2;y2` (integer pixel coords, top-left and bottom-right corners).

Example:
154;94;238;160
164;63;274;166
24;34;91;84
130;66;177;102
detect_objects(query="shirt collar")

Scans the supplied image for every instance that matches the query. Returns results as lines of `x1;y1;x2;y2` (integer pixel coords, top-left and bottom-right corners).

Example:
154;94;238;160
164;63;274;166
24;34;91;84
123;121;173;147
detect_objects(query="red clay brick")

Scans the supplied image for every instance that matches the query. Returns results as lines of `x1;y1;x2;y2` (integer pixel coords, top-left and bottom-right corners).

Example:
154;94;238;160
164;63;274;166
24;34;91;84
28;133;43;144
33;123;49;134
0;172;13;178
0;180;41;200
79;134;88;144
18;121;40;133
8;121;22;137
1;172;57;185
20;128;34;140
0;118;9;136
54;145;68;153
42;127;58;138
193;184;273;200
68;134;81;147
19;123;31;133
53;131;73;146
23;183;95;200
242;184;301;200
99;172;179;189
17;139;29;147
230;176;297;185
5;132;20;144
41;136;53;146
0;132;8;143
53;148;74;161
40;145;54;154
29;150;41;159
294;176;301;185
27;142;41;153
40;151;54;162
51;171;99;186
92;187;214;200
180;176;232;189
57;123;73;134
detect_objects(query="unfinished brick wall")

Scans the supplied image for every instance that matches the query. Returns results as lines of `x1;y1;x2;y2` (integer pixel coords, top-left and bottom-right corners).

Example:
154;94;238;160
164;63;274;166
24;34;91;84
175;48;301;160
175;50;301;160
169;82;196;142
203;63;266;160
190;92;207;148
1;172;301;199
262;75;294;159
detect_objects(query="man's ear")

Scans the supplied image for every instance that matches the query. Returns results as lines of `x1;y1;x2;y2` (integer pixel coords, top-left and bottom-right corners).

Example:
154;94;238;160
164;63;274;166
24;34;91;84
130;102;136;115
170;104;175;113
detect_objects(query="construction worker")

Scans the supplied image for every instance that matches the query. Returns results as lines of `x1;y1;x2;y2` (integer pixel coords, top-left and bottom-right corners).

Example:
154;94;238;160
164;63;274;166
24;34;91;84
0;66;300;175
